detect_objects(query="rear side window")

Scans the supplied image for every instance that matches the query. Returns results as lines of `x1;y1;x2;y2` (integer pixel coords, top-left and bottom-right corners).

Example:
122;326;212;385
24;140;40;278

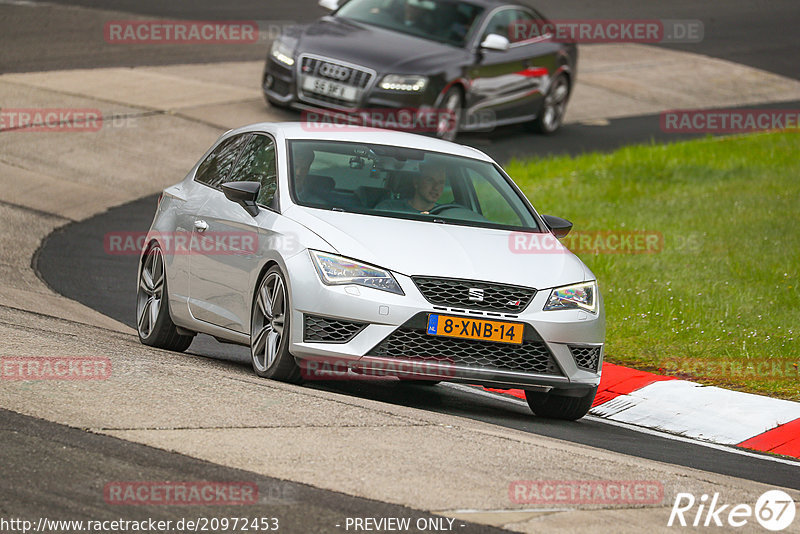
227;134;278;207
195;134;250;188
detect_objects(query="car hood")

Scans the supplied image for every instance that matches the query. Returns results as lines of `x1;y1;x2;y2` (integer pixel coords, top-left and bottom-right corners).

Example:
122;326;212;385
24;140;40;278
285;208;589;290
295;16;464;73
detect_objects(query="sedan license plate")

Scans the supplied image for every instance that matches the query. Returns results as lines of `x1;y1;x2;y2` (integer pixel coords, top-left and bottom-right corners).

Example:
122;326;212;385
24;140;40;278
426;314;524;345
302;76;357;101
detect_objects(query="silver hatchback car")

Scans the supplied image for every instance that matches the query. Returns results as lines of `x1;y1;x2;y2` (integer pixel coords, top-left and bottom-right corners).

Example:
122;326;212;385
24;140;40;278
137;122;604;420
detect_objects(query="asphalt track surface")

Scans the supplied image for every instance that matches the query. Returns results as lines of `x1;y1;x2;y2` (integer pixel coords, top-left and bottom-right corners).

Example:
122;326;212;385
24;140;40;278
35;193;800;492
0;408;504;533
3;0;799;80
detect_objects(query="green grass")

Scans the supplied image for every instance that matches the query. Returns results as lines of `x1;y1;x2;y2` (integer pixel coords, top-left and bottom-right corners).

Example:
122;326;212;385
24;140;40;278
506;132;800;400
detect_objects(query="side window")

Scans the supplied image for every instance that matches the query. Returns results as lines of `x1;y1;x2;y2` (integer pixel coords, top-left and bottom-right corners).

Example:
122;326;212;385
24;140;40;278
195;134;250;188
227;134;278;207
481;8;515;42
508;9;542;43
464;168;524;227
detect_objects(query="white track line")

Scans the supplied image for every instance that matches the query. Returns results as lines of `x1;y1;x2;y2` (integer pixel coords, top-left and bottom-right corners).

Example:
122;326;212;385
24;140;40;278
442;383;800;468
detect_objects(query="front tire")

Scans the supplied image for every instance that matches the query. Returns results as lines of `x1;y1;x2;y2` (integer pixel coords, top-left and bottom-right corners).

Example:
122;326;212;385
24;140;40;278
525;387;597;421
266;94;291;110
250;266;301;383
531;72;570;135
136;243;194;352
399;379;441;386
434;87;463;142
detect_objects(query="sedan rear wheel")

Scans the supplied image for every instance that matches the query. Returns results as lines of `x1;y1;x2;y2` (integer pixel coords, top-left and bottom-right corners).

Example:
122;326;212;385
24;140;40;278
250;267;301;382
524;386;597;420
136;243;194;351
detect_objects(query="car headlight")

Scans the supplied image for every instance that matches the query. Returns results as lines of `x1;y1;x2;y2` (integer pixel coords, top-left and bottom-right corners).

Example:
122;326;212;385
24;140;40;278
309;251;404;295
379;74;428;92
270;40;295;66
543;281;597;313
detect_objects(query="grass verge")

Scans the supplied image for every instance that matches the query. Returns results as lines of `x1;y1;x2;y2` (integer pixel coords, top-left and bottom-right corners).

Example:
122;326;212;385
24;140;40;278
507;131;799;401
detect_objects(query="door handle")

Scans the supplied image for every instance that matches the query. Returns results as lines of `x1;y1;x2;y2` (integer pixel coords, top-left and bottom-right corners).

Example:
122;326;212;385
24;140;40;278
193;220;208;232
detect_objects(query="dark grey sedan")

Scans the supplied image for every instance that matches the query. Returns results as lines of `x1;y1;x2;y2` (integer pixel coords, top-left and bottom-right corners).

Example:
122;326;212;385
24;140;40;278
263;0;577;140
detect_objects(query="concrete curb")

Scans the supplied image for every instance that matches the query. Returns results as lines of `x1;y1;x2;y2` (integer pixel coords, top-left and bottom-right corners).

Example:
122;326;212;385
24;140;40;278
486;363;800;459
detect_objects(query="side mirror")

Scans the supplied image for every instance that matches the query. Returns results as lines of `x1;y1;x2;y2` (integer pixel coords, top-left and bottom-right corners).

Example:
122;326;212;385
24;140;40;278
541;214;573;238
318;0;339;11
480;34;511;51
222;181;261;217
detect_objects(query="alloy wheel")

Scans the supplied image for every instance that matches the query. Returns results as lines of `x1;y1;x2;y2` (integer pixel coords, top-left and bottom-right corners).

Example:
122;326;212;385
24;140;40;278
251;272;287;373
137;246;164;339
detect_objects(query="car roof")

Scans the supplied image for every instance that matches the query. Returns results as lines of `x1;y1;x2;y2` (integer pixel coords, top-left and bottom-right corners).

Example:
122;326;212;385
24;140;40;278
229;122;496;163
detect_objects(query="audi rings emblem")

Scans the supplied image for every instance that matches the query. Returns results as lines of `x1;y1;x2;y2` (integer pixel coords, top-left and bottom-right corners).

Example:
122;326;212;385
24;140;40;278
319;63;351;81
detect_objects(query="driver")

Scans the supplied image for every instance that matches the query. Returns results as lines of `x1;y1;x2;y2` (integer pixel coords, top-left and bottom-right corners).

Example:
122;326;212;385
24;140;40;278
377;160;447;213
293;145;329;205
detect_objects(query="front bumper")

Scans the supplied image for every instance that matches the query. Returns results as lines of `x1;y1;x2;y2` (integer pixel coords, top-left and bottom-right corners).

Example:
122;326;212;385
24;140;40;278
263;55;434;112
284;252;604;391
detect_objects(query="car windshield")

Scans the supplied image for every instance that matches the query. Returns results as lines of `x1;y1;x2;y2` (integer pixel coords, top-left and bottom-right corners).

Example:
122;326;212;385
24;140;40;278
288;140;540;232
336;0;484;48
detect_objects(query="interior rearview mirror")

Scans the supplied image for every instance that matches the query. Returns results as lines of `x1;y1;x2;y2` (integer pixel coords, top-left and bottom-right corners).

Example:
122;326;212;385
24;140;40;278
221;181;261;217
541;214;573;238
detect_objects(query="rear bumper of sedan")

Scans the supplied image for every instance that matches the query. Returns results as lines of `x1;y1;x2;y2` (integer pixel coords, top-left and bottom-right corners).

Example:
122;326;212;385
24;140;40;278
284;252;604;392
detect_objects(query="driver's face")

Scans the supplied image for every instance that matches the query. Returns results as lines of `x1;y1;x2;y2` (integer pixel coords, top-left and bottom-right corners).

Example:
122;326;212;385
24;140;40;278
415;172;446;204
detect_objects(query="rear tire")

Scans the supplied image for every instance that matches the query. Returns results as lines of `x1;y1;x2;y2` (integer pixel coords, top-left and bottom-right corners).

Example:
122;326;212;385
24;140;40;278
525;387;597;421
250;266;301;383
136;243;194;352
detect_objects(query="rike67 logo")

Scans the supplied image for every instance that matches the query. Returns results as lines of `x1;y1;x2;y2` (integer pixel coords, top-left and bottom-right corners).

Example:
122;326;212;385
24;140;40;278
668;490;796;531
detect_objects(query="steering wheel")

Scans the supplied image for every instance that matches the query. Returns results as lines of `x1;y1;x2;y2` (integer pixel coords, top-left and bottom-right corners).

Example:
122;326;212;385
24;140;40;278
428;203;463;215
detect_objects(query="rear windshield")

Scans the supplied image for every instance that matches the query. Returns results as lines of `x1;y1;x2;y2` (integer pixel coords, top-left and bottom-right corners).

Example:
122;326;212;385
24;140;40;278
288;140;540;232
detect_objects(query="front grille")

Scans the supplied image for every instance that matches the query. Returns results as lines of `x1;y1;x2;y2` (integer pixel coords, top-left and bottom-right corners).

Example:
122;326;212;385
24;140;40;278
303;315;366;343
298;56;374;107
413;277;536;313
300;57;373;89
569;345;602;372
367;314;561;376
